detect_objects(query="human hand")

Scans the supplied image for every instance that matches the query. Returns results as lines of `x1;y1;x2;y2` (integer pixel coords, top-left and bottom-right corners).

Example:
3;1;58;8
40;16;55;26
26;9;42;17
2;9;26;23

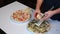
40;10;55;21
34;10;42;20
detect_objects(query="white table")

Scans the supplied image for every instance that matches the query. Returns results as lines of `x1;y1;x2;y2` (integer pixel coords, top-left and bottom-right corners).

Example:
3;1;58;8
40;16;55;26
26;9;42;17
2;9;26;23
0;1;60;34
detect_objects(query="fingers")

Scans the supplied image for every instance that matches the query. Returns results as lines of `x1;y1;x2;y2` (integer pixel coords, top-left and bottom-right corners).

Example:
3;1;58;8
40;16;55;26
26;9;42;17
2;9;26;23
34;11;42;20
40;12;48;21
44;12;49;19
34;11;38;20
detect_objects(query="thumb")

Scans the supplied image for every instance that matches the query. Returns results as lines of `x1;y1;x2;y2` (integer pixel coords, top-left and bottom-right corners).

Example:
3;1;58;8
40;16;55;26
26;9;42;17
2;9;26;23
40;12;48;21
44;12;49;20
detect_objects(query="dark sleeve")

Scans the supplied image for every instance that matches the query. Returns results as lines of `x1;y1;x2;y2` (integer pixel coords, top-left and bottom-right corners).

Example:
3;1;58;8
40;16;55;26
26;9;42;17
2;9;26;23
54;0;60;9
51;14;60;21
40;0;54;13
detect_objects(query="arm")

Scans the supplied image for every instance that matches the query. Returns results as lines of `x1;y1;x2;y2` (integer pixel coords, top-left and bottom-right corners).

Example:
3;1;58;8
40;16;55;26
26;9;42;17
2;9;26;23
41;8;60;21
36;0;43;10
53;8;60;14
34;0;43;20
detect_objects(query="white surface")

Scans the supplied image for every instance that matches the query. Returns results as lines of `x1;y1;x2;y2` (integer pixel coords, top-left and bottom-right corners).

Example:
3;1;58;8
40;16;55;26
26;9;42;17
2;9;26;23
0;1;60;34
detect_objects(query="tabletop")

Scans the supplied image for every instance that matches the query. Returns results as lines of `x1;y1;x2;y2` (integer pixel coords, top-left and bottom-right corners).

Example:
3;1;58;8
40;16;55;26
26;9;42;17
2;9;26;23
0;1;60;34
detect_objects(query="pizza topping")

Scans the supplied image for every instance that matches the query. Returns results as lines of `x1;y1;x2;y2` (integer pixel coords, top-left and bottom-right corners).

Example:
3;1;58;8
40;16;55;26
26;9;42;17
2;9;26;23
12;10;31;22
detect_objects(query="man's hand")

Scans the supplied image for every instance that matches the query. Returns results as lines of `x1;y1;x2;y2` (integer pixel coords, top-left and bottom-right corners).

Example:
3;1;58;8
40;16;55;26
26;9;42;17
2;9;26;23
34;10;42;20
40;11;56;21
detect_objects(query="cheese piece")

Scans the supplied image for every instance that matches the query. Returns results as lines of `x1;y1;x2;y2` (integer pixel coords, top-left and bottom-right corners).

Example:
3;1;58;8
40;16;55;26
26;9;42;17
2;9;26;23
37;14;42;19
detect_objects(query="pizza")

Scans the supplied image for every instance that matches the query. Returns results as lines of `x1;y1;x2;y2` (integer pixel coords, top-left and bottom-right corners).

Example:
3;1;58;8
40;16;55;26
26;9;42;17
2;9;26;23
11;10;31;22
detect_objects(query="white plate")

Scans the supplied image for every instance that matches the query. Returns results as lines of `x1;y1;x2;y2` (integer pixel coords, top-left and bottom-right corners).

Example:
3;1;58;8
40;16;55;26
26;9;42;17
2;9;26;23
10;9;33;24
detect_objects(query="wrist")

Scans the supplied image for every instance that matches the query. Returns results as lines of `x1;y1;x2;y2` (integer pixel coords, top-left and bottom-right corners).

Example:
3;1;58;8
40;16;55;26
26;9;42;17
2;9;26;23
53;10;58;15
35;9;41;13
53;8;60;14
35;8;40;11
35;8;40;10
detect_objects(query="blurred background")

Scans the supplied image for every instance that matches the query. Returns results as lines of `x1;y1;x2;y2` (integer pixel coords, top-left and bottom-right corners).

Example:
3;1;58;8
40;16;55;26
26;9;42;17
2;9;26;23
0;0;36;9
